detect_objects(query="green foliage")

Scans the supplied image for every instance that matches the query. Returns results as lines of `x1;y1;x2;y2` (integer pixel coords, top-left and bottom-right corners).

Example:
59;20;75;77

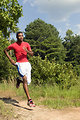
63;30;80;75
0;31;9;79
0;101;14;118
0;0;22;81
29;55;78;89
0;82;80;109
0;0;23;37
0;31;17;81
68;35;80;65
66;29;73;37
24;18;66;63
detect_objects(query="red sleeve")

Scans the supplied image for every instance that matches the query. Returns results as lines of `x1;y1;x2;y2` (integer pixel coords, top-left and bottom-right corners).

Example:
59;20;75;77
27;43;31;51
7;44;14;50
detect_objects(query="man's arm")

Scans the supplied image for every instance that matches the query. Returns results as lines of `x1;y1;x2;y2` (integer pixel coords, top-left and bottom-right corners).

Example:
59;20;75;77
23;47;34;56
4;47;16;66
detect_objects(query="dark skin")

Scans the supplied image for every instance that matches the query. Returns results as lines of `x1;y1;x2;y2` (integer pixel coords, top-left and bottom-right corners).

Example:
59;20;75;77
4;33;34;100
4;33;34;65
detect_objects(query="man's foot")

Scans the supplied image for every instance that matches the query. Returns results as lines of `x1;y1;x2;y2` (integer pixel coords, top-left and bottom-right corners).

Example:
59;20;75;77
27;99;35;107
16;77;22;88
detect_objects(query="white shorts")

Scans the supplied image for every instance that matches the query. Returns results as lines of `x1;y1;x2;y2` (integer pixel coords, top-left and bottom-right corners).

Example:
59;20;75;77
15;62;31;85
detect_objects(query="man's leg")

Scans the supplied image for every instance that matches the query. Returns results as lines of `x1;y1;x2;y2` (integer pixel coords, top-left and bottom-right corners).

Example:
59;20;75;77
23;75;31;100
22;75;35;107
16;77;23;88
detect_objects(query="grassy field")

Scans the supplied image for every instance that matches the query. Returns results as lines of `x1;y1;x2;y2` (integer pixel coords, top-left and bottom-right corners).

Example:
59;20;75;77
0;81;80;119
29;84;80;109
0;81;80;110
0;81;80;120
0;100;14;119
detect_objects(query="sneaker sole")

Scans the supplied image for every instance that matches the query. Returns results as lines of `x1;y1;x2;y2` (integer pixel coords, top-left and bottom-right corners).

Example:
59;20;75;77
27;103;35;107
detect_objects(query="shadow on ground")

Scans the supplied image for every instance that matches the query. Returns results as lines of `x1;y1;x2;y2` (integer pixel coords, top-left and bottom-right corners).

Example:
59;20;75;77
0;97;33;111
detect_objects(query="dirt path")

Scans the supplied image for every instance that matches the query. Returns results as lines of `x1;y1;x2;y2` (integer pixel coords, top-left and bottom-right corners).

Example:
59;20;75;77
15;101;80;120
0;97;80;120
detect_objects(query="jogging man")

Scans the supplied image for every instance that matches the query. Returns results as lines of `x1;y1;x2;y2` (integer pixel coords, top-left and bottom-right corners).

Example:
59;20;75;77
4;31;35;107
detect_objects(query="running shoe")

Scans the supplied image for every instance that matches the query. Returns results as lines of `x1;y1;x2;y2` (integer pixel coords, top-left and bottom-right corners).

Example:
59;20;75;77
27;99;35;107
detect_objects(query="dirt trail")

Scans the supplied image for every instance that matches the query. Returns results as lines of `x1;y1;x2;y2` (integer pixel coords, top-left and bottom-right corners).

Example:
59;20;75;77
0;98;80;120
15;101;80;120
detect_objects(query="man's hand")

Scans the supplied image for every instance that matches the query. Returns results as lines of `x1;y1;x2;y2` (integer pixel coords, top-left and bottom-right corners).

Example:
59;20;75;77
23;46;28;52
23;46;34;56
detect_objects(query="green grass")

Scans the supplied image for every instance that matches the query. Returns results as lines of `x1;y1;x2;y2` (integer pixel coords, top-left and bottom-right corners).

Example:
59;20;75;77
0;100;14;119
29;84;80;109
0;81;80;109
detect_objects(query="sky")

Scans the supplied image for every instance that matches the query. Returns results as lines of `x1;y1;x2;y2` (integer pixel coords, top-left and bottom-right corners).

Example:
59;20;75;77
11;0;80;40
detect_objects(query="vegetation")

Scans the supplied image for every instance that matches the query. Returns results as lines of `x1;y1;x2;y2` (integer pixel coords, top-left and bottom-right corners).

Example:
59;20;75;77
24;19;66;63
0;100;14;119
0;0;22;81
0;1;80;117
0;82;80;109
0;0;23;37
29;55;78;89
63;30;80;75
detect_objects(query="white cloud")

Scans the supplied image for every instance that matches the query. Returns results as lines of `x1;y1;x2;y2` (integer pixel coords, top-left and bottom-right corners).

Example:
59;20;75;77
21;0;80;37
27;0;80;22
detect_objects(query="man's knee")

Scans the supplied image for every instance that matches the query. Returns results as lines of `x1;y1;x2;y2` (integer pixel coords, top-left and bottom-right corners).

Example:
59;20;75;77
23;76;27;84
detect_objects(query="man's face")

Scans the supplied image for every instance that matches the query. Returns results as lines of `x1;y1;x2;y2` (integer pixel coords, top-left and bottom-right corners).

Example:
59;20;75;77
17;33;23;42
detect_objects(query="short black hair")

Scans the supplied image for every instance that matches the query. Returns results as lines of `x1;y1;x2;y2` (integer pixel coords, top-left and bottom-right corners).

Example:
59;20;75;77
16;31;23;38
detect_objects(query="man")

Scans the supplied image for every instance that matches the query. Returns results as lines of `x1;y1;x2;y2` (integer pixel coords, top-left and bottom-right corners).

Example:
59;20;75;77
4;31;35;107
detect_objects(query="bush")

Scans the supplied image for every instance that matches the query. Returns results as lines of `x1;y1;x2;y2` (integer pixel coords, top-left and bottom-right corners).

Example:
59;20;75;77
29;55;78;89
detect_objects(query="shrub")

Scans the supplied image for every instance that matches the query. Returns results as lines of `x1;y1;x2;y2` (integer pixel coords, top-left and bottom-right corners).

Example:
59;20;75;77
29;55;78;89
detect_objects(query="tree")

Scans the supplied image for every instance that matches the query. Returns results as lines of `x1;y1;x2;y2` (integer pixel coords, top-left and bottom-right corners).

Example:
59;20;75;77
63;30;80;75
0;0;23;37
63;29;80;64
63;29;73;50
68;35;80;65
0;0;23;81
24;18;65;63
0;31;17;80
63;29;74;61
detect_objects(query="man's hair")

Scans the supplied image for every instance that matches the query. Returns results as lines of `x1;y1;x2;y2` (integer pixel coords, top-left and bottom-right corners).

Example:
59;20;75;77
16;31;23;38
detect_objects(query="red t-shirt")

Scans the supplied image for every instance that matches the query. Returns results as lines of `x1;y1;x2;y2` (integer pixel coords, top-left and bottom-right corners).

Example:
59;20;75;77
8;41;31;62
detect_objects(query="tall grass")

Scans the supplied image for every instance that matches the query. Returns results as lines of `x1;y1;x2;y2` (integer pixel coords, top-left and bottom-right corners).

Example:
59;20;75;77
0;100;14;119
29;84;80;109
0;81;80;109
